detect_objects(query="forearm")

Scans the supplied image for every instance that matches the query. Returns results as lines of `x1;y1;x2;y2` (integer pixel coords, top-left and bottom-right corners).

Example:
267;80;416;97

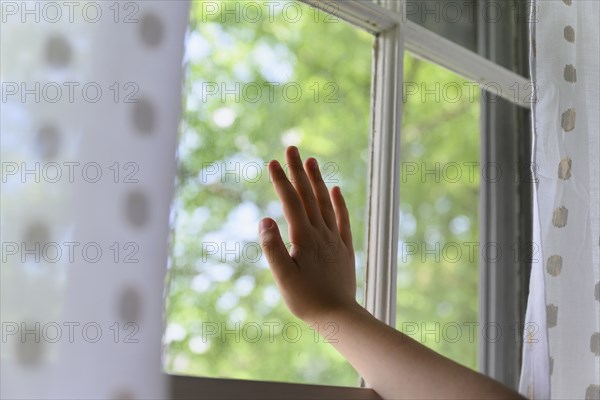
313;303;526;400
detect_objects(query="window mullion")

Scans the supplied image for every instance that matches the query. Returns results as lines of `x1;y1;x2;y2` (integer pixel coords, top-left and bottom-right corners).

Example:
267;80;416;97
364;0;404;328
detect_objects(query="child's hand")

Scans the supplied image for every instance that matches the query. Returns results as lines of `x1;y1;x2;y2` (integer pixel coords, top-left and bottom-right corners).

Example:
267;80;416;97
258;146;359;324
257;149;526;400
256;149;526;400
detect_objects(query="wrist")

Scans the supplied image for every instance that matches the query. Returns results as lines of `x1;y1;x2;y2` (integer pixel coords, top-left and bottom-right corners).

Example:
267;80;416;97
309;301;370;333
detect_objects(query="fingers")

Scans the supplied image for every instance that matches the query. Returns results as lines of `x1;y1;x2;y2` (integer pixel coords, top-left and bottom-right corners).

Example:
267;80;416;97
285;146;324;227
269;159;310;234
305;157;338;231
258;218;297;281
331;186;353;250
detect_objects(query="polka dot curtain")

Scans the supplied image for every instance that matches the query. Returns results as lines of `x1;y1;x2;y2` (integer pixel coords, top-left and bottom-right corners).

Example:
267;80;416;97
1;2;189;399
519;0;600;399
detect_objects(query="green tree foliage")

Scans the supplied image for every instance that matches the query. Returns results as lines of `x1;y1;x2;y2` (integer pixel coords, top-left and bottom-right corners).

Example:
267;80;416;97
397;57;480;370
164;0;479;386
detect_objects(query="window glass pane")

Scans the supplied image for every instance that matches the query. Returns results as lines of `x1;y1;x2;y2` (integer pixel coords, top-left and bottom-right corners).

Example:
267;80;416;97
164;0;373;386
396;53;480;370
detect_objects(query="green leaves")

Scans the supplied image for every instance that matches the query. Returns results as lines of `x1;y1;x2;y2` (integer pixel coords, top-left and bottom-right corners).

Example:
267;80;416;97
165;0;479;384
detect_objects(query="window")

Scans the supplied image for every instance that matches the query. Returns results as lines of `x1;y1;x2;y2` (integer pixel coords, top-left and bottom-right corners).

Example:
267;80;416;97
165;0;532;397
165;0;372;386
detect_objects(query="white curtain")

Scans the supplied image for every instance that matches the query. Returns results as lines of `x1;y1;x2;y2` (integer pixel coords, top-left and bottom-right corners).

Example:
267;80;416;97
520;0;600;399
1;2;189;398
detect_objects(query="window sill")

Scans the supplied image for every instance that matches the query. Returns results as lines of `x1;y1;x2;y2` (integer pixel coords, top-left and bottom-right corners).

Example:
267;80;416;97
168;374;381;400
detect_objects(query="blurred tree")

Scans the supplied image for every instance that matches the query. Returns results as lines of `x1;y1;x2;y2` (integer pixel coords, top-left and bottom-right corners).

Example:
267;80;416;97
396;57;480;371
164;0;479;386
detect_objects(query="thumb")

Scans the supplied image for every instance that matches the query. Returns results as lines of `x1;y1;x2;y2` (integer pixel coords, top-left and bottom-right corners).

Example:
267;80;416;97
259;218;295;279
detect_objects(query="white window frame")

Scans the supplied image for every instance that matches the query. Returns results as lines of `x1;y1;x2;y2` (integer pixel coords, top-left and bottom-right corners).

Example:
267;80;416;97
169;1;532;398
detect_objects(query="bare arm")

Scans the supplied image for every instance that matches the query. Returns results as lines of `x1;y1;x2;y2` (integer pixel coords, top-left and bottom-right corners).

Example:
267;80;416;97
258;146;525;400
